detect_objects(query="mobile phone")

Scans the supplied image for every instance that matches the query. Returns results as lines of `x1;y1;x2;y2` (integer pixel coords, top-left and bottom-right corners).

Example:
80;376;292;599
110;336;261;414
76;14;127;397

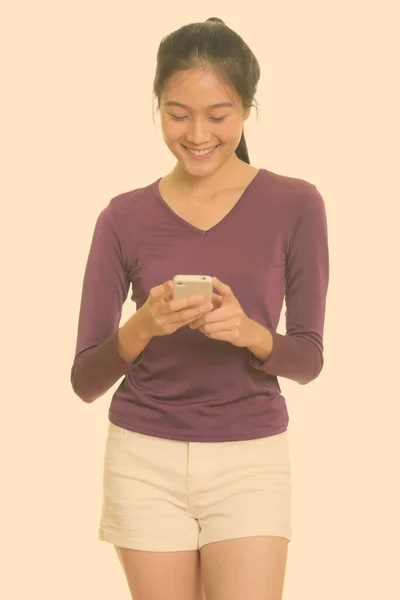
173;275;213;306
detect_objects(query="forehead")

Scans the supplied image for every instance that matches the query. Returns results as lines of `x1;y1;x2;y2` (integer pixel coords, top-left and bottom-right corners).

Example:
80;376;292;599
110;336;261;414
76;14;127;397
161;67;239;109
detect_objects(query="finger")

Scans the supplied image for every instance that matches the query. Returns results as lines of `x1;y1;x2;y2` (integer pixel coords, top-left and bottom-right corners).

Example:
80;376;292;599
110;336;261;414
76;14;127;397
150;281;173;300
168;302;213;325
170;295;210;314
212;292;223;307
199;317;241;334
160;280;174;302
189;308;238;329
212;277;233;298
159;294;209;315
151;300;210;332
163;280;174;295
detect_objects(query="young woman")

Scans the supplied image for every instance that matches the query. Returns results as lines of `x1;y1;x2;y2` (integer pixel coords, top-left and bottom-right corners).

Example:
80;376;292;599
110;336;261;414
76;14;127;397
71;17;329;600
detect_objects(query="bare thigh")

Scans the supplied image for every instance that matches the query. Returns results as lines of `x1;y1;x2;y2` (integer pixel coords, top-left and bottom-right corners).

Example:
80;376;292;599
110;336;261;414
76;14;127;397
115;546;205;600
200;536;289;600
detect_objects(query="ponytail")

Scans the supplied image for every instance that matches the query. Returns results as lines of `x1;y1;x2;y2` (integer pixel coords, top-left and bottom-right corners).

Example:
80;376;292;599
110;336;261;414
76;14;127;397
206;19;251;164
235;130;250;164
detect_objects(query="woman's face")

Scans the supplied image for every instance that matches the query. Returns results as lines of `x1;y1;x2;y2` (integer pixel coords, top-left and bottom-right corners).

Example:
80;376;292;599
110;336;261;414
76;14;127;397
159;67;250;178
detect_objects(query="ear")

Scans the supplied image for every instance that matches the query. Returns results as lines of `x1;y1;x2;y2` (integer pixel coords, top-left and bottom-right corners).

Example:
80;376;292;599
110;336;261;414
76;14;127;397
243;106;251;121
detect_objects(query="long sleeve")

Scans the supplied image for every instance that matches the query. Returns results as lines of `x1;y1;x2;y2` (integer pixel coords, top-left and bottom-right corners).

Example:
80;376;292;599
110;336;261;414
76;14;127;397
70;203;132;403
250;185;329;384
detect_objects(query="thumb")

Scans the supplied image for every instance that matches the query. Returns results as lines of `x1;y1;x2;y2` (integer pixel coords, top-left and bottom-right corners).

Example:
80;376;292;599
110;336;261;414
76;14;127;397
212;292;223;308
164;280;174;294
212;276;234;298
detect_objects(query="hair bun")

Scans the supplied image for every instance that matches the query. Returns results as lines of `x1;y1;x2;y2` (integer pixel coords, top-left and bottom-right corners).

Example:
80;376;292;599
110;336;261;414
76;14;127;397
206;17;225;25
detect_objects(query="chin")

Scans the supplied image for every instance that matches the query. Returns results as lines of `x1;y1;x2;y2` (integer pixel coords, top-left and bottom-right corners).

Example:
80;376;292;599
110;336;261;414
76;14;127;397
173;144;232;177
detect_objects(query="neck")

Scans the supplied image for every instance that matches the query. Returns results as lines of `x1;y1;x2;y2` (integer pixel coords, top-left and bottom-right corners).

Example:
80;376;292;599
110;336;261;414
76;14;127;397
170;153;247;194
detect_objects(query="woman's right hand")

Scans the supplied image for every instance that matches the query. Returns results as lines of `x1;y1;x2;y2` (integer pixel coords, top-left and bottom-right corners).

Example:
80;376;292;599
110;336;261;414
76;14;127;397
138;279;220;339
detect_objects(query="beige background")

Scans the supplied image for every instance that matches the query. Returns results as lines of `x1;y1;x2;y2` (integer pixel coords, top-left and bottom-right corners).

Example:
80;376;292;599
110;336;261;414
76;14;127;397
2;1;399;598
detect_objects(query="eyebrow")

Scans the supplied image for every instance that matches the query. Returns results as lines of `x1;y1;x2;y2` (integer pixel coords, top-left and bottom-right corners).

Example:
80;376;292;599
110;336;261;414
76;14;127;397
164;101;233;110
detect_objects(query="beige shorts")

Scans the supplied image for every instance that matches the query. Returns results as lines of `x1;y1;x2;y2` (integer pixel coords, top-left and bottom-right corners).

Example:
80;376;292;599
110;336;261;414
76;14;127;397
99;422;292;552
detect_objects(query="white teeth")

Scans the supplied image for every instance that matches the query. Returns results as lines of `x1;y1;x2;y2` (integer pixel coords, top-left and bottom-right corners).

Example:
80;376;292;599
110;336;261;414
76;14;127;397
186;145;218;156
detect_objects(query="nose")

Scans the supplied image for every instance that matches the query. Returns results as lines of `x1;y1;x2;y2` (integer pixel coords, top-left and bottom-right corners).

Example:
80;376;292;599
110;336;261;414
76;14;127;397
184;117;213;146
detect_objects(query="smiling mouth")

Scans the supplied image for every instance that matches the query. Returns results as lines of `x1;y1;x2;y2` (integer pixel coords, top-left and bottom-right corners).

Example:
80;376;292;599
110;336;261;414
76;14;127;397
182;144;220;158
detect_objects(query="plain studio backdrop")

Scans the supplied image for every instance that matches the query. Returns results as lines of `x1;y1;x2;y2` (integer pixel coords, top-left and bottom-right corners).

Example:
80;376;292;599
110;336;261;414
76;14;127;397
1;1;399;599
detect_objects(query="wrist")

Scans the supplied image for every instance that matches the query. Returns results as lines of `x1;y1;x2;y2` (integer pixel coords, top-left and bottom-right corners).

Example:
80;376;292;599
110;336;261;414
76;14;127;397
246;319;273;362
134;307;154;344
117;309;153;364
133;308;154;343
245;317;263;346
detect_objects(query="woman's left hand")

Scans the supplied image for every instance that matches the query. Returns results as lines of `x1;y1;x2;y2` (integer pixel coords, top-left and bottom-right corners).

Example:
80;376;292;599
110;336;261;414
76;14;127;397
189;276;257;348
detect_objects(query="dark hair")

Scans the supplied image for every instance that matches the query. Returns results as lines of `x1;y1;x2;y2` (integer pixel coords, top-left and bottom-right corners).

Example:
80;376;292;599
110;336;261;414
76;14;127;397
153;18;260;164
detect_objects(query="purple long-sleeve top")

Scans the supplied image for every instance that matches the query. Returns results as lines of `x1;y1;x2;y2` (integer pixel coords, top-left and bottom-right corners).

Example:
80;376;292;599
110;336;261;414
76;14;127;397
71;168;329;441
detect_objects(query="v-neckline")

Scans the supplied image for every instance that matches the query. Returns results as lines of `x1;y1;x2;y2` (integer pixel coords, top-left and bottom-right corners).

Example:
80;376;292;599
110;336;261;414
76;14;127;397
153;168;264;236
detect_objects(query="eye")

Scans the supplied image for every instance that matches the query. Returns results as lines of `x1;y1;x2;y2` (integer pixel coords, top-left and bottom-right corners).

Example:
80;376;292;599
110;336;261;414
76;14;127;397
168;114;188;121
168;114;228;123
